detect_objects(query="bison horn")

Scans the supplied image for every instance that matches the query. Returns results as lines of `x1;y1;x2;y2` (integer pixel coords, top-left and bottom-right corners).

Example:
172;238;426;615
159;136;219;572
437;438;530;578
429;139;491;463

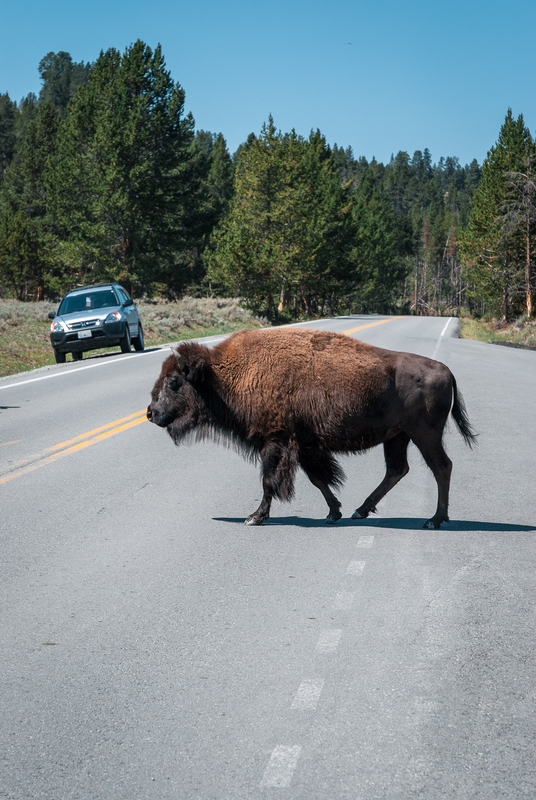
173;349;186;371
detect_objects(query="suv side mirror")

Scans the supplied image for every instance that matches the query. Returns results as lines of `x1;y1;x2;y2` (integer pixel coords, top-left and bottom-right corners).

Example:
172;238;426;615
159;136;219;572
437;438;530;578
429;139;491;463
124;298;133;307
48;312;56;319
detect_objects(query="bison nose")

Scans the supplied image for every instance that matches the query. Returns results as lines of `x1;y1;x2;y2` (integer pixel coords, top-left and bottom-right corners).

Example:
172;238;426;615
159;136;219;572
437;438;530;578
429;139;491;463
146;405;153;421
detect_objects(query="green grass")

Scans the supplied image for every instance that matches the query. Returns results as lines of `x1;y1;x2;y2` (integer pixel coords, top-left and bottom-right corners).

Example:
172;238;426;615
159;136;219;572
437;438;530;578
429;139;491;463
459;315;536;348
0;297;265;378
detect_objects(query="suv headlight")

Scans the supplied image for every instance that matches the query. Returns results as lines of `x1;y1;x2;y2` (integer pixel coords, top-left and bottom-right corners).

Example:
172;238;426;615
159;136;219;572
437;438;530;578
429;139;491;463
50;320;65;333
104;311;123;323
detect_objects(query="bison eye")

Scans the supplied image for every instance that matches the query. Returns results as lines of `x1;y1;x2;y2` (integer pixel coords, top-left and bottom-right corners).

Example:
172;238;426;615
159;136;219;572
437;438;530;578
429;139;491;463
166;377;181;393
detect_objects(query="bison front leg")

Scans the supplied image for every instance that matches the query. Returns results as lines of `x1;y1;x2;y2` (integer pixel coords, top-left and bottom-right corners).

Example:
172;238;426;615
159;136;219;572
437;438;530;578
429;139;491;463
244;483;273;526
245;439;298;526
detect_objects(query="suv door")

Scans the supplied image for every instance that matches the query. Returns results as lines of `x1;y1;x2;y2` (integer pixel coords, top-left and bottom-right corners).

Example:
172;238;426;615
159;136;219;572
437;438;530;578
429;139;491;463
116;287;139;337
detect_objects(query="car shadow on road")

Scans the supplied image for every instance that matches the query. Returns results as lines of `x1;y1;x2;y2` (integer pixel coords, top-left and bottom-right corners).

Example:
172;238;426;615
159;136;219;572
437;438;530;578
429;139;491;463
78;346;163;362
213;516;536;532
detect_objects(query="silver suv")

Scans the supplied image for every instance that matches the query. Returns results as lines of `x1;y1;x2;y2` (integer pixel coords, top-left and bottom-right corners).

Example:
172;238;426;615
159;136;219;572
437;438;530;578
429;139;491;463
49;283;145;363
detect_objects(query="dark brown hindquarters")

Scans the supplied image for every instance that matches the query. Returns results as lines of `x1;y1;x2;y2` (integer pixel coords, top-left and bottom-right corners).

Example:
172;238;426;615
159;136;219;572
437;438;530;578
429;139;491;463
350;359;472;530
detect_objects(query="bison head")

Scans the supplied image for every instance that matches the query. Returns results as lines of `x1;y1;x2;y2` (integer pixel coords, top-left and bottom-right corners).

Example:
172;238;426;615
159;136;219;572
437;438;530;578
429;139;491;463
147;345;208;442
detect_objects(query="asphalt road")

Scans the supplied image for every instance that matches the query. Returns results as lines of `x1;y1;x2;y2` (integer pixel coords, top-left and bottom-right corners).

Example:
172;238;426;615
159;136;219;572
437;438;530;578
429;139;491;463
1;315;535;799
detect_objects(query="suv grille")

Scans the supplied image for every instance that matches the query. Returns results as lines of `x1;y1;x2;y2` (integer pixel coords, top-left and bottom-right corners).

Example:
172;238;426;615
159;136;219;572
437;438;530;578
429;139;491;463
68;319;100;330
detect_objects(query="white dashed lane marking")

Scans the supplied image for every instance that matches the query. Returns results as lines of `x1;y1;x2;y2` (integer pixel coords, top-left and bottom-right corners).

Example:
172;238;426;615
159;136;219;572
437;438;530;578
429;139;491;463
347;560;366;575
260;746;302;787
315;629;342;653
333;591;354;610
356;535;375;548
291;679;325;710
260;522;375;786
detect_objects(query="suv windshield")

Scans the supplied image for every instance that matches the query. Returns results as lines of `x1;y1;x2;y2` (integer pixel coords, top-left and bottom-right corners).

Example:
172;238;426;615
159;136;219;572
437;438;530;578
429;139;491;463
59;289;119;315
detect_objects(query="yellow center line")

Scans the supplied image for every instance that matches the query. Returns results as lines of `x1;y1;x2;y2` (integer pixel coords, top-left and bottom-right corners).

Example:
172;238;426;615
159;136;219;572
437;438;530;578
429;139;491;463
0;410;147;486
46;409;147;453
342;316;402;336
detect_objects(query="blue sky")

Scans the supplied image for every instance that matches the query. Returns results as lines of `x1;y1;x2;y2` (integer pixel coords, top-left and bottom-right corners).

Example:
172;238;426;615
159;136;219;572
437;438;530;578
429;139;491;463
1;0;534;165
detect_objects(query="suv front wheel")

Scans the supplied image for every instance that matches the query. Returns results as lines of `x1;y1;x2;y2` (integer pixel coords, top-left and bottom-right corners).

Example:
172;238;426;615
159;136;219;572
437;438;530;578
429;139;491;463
132;323;145;352
120;325;131;353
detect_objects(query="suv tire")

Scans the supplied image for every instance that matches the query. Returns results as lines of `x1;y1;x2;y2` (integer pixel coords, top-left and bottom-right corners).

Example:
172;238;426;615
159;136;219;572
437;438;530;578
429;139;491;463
54;349;66;364
120;325;131;353
133;323;145;352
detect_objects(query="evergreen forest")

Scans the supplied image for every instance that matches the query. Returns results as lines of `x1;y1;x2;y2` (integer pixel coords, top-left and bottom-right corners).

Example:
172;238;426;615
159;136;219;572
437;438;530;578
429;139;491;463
0;41;534;321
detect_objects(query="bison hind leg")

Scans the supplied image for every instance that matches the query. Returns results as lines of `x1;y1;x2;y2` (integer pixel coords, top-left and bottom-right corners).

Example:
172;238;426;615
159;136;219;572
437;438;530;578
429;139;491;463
352;431;410;520
423;515;449;530
299;448;344;523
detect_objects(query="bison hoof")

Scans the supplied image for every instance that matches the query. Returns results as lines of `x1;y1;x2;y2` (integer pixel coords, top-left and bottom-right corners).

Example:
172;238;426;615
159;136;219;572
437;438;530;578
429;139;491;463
352;504;376;519
245;515;265;526
423;519;441;530
326;511;342;524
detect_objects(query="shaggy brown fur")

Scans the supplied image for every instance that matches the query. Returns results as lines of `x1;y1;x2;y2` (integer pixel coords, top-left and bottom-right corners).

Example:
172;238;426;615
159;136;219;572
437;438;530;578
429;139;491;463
147;328;476;528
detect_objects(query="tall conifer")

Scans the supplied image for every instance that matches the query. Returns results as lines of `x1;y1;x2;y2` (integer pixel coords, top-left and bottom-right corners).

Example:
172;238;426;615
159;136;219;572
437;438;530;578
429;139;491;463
48;41;203;291
460;109;534;319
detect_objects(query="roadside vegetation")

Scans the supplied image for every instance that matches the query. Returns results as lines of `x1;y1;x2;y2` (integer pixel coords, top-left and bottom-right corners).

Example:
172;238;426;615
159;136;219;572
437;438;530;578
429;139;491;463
0;297;264;377
460;315;536;348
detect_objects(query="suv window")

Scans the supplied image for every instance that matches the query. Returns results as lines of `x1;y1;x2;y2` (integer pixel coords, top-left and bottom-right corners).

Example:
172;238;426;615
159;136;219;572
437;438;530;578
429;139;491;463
59;289;118;314
116;287;130;304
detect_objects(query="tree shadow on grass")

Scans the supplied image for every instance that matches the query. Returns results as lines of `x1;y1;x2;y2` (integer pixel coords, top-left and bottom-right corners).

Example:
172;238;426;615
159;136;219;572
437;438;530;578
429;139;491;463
213;516;536;532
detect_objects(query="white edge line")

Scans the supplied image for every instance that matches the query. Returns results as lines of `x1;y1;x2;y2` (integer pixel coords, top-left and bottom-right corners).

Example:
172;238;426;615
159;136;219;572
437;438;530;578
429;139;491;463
0;331;244;392
0;348;167;392
431;317;452;360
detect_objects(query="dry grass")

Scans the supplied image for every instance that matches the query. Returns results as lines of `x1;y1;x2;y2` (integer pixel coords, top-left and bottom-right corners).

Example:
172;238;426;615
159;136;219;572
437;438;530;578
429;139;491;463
460;316;536;349
0;297;264;378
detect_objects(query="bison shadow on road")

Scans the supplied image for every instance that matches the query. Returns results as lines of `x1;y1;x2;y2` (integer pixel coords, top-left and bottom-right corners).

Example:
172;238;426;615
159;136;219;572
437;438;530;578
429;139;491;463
214;516;536;532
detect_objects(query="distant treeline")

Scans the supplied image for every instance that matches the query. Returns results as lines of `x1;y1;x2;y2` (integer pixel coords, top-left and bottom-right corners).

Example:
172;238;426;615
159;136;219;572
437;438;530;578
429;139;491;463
0;41;533;320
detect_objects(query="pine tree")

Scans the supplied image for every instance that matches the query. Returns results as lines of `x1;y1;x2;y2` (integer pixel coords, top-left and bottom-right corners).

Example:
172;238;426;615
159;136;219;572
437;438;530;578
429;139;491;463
48;41;204;292
0;103;60;298
206;133;234;224
38;52;92;114
0;93;17;182
207;119;352;318
14;94;39;150
348;161;409;312
460;109;534;319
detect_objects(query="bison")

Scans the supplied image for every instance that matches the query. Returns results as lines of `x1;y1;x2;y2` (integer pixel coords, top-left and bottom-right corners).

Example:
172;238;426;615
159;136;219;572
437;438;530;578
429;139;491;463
147;327;476;529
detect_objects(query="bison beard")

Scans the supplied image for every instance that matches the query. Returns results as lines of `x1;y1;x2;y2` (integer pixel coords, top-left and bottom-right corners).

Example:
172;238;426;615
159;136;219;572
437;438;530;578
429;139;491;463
147;328;476;529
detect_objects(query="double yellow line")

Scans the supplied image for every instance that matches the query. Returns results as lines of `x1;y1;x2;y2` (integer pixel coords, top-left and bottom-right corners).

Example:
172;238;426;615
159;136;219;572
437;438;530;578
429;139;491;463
1;317;399;487
342;317;399;337
0;409;147;486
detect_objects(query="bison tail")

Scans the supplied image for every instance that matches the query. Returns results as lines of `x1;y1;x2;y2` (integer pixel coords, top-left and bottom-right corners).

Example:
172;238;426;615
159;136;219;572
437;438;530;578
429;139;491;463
451;377;478;448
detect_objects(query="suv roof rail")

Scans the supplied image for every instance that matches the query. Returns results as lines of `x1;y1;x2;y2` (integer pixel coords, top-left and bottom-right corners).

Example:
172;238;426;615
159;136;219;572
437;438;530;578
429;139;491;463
67;283;119;294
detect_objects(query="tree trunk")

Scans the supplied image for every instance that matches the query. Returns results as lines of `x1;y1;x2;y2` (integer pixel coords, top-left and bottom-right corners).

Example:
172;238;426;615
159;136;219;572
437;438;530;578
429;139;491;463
501;254;510;322
526;214;533;318
278;281;287;313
